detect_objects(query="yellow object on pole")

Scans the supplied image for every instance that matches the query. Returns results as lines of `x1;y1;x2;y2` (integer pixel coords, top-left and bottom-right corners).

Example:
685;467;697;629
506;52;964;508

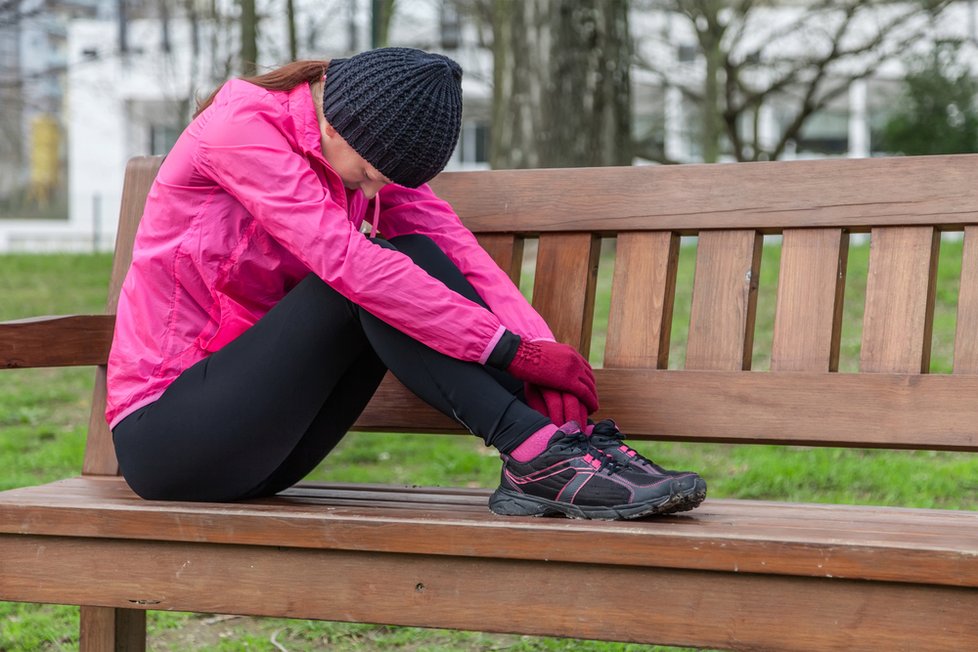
28;114;60;207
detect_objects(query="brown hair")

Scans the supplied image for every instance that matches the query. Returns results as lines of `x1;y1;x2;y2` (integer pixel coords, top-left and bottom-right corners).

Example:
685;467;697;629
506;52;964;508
194;60;330;118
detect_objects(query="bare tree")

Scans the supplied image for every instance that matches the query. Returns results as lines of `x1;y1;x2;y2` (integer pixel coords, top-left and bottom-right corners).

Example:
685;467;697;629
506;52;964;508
489;0;631;169
636;0;952;162
240;0;258;75
371;0;396;47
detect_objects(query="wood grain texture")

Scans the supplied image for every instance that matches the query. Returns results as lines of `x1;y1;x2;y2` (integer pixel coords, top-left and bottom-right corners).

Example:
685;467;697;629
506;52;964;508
105;156;162;313
83;366;118;477
955;225;978;374
353;370;978;450
861;227;940;373
605;232;679;369
0;315;113;368
79;606;145;652
1;476;976;589
686;230;762;370
592;369;978;449
475;234;523;285
531;233;601;352
771;229;848;372
431;154;978;234
2;534;976;650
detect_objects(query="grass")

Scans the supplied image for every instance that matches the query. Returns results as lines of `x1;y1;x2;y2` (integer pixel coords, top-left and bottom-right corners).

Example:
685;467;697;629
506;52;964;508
1;237;976;651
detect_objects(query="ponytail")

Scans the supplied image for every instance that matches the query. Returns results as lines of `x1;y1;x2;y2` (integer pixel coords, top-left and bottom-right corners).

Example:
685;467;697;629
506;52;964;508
194;60;329;118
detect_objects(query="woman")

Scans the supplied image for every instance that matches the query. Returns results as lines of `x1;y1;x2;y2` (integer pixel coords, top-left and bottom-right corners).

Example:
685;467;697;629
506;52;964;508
107;47;705;520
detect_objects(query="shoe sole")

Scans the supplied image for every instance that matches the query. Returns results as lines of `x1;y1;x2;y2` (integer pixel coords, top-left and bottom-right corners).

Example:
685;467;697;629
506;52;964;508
489;478;706;521
659;476;707;515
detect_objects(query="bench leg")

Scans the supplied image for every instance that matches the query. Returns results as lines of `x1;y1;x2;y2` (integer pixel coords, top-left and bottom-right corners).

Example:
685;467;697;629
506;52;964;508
79;606;146;652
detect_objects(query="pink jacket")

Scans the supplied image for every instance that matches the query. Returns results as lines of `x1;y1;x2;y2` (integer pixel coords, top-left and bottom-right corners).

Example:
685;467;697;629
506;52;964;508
106;79;553;429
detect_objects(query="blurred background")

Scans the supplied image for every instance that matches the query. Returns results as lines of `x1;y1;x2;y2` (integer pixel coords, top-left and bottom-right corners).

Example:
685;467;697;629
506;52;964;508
1;0;977;251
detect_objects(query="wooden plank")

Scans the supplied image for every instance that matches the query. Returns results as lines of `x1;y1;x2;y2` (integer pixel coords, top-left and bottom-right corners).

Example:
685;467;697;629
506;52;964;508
475;234;523;286
686;230;762;370
354;369;978;450
105;156;162;313
83;367;118;476
593;369;978;450
3;477;976;588
0;315;114;369
771;229;848;372
605;232;679;369
860;227;940;373
2;536;976;650
431;154;978;234
79;606;146;652
531;233;601;352
955;225;978;374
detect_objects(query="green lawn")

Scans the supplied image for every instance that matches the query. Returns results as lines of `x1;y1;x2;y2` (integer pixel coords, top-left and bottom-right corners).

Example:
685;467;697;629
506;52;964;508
1;238;975;651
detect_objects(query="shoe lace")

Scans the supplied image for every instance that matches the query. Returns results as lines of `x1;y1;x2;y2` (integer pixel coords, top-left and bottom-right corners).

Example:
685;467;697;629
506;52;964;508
589;420;658;468
560;431;624;474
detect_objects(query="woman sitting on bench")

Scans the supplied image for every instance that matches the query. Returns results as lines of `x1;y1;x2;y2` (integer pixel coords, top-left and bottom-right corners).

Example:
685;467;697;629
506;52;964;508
106;47;705;520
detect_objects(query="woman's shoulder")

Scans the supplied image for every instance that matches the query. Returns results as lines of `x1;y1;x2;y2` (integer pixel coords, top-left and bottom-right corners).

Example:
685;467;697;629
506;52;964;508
213;79;290;115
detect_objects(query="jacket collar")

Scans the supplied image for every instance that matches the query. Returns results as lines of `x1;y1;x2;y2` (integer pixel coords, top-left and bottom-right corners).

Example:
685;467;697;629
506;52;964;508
286;80;350;205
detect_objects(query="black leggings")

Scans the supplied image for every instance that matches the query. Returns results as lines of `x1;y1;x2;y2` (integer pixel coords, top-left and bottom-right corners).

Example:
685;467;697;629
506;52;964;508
113;234;549;502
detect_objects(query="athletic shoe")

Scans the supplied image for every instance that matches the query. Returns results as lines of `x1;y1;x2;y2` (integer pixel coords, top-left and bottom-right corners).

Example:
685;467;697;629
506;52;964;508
489;423;692;520
587;419;707;514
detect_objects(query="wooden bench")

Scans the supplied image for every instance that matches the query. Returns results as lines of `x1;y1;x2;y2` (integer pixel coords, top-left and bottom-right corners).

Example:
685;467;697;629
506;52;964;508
2;154;977;651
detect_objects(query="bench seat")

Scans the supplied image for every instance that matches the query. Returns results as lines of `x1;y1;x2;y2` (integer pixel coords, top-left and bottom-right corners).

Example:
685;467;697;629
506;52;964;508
1;477;976;650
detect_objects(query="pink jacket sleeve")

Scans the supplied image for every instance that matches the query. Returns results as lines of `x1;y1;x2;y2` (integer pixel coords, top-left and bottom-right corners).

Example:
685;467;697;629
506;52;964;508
193;92;506;364
377;183;555;342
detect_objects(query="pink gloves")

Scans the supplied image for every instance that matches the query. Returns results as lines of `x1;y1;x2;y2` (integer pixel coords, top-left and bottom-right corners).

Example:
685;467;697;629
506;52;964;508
524;383;590;428
506;338;598;413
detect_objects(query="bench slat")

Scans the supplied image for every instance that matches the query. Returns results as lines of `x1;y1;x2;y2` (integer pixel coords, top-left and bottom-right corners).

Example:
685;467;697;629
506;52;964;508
686;230;762;370
596;369;978;449
531;233;600;352
955;225;978;374
860;227;940;373
4;534;975;651
771;229;847;372
106;157;162;313
353;370;978;450
432;155;978;234
605;232;678;368
0;315;113;368
474;234;523;285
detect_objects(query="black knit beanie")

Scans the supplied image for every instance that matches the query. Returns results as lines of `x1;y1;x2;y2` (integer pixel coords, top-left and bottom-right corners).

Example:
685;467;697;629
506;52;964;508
323;47;463;188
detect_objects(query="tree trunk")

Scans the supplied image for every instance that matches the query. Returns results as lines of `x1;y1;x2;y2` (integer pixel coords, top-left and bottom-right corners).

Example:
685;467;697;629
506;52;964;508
491;0;631;169
240;0;258;75
286;0;298;60
372;0;396;48
702;39;721;163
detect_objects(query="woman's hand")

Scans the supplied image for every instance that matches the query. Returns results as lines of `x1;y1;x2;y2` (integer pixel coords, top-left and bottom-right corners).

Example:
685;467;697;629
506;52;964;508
524;383;590;428
506;339;598;413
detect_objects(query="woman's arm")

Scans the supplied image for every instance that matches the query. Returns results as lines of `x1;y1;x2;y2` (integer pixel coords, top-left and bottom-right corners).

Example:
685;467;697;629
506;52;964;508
377;183;556;343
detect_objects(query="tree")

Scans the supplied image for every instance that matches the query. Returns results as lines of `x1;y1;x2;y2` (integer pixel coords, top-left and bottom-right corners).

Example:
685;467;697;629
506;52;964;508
636;0;953;162
240;0;258;75
371;0;396;48
489;0;632;169
882;40;978;155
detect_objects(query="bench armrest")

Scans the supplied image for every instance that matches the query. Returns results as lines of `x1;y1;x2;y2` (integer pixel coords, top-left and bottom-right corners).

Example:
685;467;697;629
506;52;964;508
0;315;114;368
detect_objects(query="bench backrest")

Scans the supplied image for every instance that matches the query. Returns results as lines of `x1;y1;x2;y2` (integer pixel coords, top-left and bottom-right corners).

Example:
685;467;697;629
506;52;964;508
4;155;978;478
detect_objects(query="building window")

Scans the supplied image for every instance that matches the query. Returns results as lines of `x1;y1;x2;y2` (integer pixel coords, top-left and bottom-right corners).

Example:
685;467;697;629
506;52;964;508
440;1;461;50
149;124;180;155
458;121;489;165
